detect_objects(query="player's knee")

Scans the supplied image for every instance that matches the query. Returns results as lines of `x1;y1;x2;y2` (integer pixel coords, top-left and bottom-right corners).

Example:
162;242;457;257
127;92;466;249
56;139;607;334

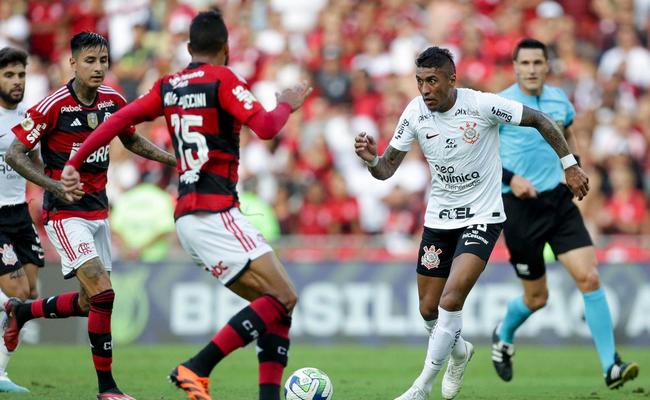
439;292;464;312
576;269;600;293
14;287;30;302
276;289;298;313
419;303;438;321
525;289;548;311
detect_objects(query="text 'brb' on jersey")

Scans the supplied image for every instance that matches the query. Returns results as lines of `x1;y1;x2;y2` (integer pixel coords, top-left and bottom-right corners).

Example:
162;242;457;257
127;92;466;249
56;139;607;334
389;88;523;229
11;81;135;221
143;63;263;219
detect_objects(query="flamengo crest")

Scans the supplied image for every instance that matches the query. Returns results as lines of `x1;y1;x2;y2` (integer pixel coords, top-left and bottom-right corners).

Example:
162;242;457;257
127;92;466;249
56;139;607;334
460;121;479;144
421;245;443;269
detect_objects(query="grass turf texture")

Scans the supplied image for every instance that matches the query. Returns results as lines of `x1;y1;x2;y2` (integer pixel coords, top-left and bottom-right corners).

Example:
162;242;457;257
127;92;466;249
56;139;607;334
5;344;649;399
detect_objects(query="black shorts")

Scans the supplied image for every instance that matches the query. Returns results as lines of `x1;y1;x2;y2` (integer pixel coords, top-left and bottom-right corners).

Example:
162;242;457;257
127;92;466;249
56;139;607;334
503;184;592;280
0;203;45;275
416;223;503;278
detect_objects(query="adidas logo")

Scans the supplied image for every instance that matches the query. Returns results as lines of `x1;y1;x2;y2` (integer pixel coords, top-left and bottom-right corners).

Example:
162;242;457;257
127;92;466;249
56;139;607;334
71;118;82;127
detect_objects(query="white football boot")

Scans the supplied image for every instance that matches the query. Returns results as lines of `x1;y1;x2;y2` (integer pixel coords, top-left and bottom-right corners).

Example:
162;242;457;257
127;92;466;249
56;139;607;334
441;341;474;399
394;385;428;400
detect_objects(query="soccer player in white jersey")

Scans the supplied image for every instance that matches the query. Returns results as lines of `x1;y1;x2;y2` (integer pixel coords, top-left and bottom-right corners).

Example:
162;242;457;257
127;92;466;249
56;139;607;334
0;47;44;393
354;46;589;400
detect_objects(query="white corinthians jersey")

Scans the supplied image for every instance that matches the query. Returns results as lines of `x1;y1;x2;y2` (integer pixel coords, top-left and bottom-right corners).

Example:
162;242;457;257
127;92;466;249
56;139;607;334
0;105;28;206
389;88;523;229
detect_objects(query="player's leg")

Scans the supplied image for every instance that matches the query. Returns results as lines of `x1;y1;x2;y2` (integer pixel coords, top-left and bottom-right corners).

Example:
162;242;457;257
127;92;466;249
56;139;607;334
171;210;296;400
558;246;639;388
550;187;638;388
3;218;93;351
0;232;31;393
494;193;551;381
22;263;40;301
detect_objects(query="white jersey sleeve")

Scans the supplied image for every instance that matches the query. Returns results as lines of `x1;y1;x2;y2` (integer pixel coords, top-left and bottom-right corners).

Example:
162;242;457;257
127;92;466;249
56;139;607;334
388;99;418;152
477;91;523;127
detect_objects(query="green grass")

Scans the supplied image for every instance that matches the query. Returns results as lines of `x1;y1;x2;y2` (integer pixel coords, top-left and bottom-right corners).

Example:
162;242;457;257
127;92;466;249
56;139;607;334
4;344;649;399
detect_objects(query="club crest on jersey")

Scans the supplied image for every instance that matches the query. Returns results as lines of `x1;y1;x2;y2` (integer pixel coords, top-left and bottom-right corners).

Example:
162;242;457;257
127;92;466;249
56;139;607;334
20;116;34;131
460;121;479;144
87;113;99;129
0;244;18;267
421;245;443;270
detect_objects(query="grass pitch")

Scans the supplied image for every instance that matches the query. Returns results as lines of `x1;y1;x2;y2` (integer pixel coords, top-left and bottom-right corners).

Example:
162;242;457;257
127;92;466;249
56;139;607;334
5;344;649;399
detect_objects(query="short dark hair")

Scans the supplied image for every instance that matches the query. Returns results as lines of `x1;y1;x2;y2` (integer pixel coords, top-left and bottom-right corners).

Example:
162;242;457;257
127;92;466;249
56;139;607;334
189;10;228;55
415;46;456;74
70;31;109;56
513;38;548;61
0;47;28;70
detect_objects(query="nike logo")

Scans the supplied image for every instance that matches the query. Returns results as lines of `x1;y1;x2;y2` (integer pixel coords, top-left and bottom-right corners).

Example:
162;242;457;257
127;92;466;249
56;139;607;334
464;240;481;245
426;133;439;139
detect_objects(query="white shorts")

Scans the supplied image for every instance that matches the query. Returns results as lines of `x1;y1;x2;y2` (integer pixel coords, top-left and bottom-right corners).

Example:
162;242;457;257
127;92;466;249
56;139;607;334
176;208;273;285
45;218;112;279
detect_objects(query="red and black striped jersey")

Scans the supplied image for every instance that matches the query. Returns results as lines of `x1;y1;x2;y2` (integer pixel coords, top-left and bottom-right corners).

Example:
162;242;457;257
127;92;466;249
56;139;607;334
11;80;134;222
134;63;264;219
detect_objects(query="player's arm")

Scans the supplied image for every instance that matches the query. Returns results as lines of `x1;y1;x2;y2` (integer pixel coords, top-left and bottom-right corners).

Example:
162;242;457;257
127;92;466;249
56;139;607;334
245;82;312;140
354;133;407;180
6;138;82;202
118;133;176;167
519;105;589;199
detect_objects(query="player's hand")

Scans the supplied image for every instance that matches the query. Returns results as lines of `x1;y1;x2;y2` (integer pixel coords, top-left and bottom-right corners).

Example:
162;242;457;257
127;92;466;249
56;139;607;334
277;81;313;112
52;181;84;203
354;132;377;163
565;165;589;200
510;175;537;199
60;165;84;201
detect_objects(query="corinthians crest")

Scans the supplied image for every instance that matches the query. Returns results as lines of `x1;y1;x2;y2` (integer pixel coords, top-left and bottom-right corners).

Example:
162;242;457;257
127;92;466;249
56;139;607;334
421;245;443;270
460;121;479;144
87;112;99;129
0;244;18;266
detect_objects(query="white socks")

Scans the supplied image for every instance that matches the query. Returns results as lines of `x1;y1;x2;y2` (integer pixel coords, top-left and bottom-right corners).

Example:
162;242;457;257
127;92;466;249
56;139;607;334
414;307;464;393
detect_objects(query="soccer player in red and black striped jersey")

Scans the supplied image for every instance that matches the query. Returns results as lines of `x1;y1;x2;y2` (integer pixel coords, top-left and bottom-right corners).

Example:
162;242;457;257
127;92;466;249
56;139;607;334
62;11;311;400
5;32;176;400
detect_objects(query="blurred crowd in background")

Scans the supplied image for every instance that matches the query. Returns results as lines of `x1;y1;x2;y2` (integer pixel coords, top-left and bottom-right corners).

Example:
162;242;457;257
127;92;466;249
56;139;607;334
1;0;649;261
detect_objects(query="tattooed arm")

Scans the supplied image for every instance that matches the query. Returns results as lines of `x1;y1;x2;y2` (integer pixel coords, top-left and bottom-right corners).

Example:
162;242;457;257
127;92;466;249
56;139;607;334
118;133;176;167
353;132;407;180
6;138;82;202
518;105;589;199
519;106;571;158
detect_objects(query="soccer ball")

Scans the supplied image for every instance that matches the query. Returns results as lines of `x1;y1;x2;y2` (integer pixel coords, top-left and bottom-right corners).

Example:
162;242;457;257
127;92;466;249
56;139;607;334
284;367;333;400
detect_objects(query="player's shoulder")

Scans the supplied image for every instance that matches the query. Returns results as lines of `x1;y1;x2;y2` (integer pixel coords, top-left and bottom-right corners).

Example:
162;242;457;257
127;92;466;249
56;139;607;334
497;83;520;98
542;84;570;101
98;85;128;105
403;96;426;117
31;84;73;115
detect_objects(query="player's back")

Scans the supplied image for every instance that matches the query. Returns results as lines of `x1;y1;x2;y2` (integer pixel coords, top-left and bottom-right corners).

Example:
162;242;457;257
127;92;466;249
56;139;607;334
157;63;263;219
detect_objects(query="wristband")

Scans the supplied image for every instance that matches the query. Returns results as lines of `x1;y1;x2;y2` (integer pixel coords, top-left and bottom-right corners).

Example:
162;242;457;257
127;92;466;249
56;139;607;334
502;168;515;185
560;154;577;170
365;155;379;168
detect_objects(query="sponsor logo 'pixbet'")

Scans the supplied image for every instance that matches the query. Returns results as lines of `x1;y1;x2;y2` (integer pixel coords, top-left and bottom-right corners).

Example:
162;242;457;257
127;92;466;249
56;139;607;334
232;85;256;110
491;106;512;122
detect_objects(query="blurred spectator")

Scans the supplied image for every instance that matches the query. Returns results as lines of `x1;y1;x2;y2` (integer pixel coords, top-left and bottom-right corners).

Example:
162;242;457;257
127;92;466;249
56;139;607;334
598;24;650;89
110;182;175;262
601;163;648;234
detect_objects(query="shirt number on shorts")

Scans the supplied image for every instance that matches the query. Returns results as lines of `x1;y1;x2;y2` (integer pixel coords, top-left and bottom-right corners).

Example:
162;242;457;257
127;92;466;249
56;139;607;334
171;113;209;171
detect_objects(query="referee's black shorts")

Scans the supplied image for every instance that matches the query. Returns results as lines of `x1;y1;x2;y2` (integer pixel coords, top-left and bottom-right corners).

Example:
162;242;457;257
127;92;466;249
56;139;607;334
502;184;592;280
